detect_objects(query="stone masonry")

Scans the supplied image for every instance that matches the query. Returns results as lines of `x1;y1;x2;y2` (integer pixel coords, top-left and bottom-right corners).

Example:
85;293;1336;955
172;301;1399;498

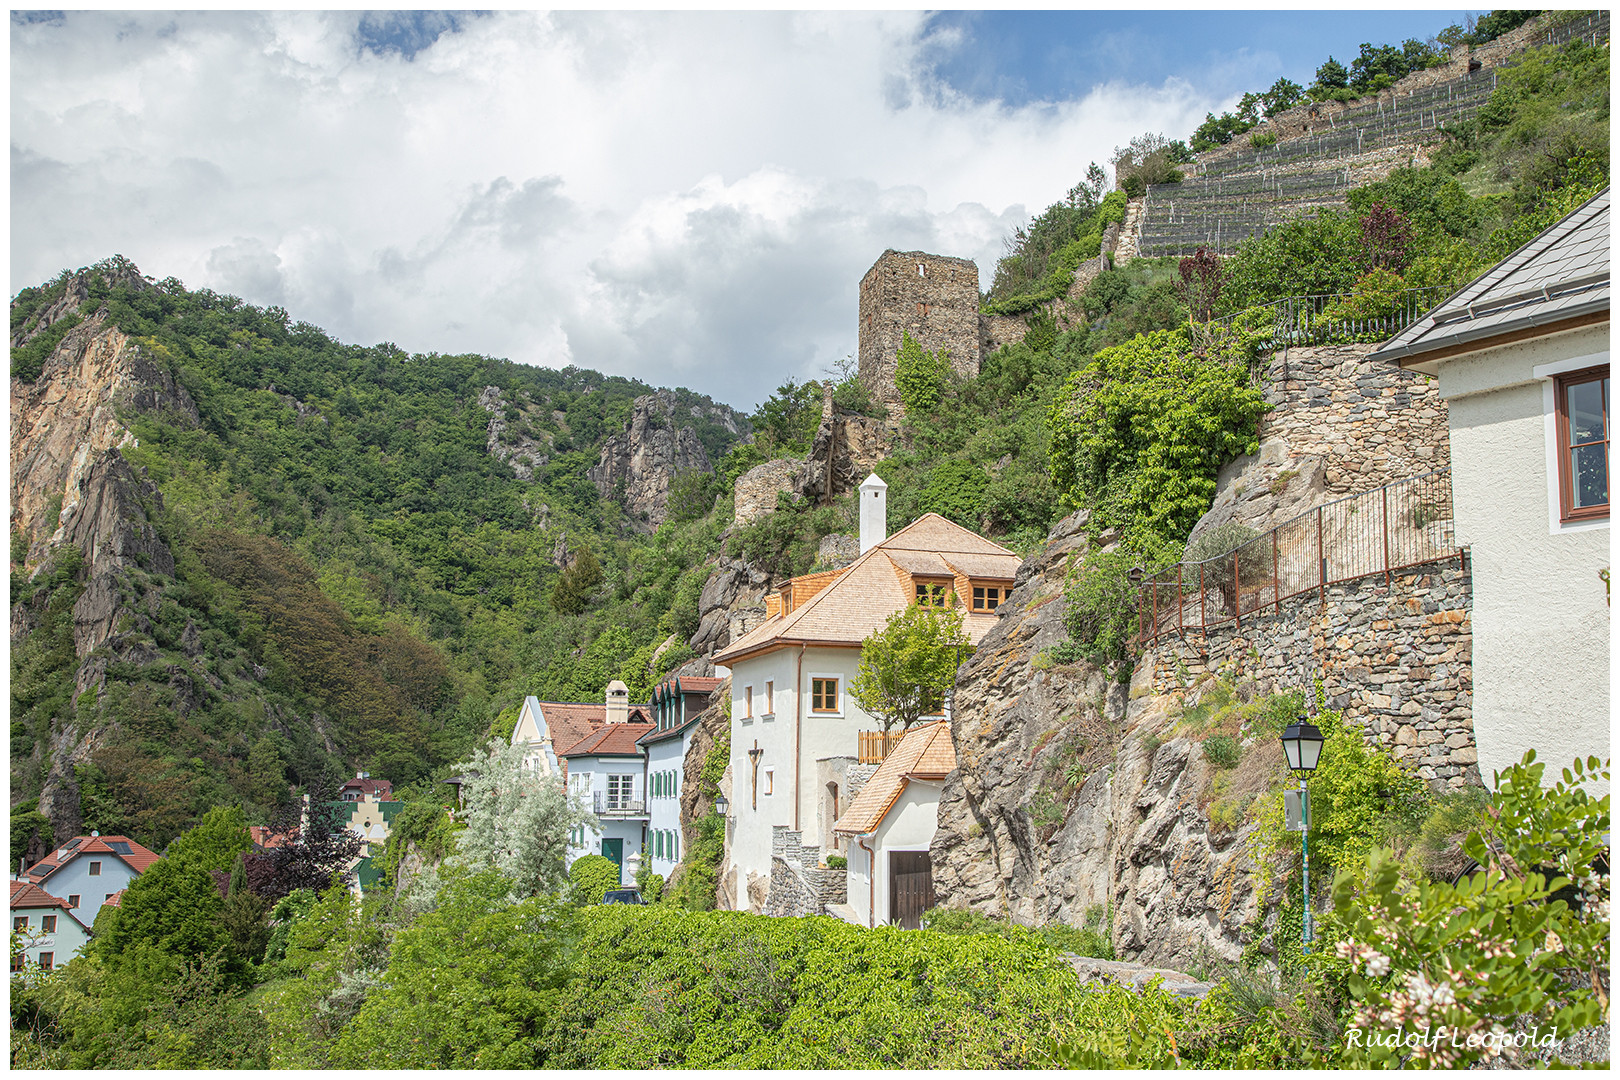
858;250;981;407
764;825;848;918
1143;559;1478;789
1259;343;1450;496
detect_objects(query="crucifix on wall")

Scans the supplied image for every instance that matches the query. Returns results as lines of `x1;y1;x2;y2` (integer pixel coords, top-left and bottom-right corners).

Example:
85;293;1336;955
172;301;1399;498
748;742;764;810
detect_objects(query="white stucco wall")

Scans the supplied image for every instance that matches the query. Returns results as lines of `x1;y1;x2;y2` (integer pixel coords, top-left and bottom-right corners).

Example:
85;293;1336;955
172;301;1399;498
726;646;869;912
563;752;647;885
1436;326;1610;791
9;905;91;970
35;855;139;926
840;779;944;928
645;727;693;878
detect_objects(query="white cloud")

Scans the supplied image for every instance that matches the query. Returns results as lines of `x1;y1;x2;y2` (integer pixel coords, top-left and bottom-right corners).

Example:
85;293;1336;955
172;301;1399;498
11;11;1226;409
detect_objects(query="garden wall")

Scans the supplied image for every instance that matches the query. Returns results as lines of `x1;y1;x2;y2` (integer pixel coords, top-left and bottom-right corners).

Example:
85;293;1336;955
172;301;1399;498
1142;558;1478;790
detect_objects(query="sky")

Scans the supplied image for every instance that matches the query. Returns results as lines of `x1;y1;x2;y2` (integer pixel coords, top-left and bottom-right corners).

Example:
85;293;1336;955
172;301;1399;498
11;9;1473;412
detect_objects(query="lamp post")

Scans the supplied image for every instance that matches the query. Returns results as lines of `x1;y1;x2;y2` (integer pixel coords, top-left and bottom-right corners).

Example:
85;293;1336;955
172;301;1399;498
1280;715;1325;954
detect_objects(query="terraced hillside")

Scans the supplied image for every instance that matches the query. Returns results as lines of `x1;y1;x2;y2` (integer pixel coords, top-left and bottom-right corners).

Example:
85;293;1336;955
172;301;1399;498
1135;10;1610;256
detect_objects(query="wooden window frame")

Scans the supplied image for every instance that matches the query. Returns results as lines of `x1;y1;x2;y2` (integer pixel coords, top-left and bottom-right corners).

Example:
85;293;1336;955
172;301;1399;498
13;916;27;932
765;680;774;716
42;915;56;934
744;685;754;719
67;895;79;910
811;677;840;713
38;952;52;971
764;769;774;796
971;583;1007;612
1555;365;1610;523
914;579;952;608
88;861;101;877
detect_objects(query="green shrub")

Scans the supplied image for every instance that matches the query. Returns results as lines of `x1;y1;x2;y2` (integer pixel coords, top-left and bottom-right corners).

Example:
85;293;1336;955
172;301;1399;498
1203;734;1241;769
825;855;846;870
1248;130;1278;149
568;854;621;906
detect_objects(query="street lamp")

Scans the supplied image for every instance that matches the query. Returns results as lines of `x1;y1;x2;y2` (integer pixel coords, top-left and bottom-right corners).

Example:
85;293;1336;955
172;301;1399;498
1280;715;1325;954
714;793;729;818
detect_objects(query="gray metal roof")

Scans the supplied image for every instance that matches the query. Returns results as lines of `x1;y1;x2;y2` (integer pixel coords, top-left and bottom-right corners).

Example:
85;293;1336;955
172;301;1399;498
1372;188;1609;367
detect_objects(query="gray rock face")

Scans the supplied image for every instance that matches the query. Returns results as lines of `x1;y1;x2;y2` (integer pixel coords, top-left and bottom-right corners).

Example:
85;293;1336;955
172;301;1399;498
930;510;1261;969
687;556;773;657
795;412;895;504
476;385;552;482
588;391;712;531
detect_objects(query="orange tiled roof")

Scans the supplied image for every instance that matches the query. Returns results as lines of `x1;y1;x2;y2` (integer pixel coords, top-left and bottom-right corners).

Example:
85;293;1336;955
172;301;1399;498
557;721;656;758
833;721;957;836
26;835;161;883
537;702;652;753
713;514;1020;664
10;880;73;910
104;889;127;908
339;776;393;799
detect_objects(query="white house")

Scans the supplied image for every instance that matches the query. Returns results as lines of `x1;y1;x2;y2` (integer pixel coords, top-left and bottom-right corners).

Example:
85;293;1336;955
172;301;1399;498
9;881;93;973
712;473;1018;915
833;720;956;929
559;680;655;885
23;833;160;927
510;693;639;779
638;674;723;880
1371;188;1610;790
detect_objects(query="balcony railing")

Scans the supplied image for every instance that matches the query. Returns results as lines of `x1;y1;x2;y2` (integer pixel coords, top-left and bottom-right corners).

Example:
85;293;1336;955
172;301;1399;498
1137;468;1457;646
858;731;906;764
593;793;646;817
1204;285;1452;352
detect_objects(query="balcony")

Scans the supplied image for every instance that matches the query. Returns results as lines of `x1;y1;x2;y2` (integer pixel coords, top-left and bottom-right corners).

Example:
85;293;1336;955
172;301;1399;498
858;731;906;764
593;793;647;818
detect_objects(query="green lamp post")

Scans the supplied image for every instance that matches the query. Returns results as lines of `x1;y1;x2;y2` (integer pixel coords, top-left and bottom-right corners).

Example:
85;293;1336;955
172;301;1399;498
1280;715;1325;953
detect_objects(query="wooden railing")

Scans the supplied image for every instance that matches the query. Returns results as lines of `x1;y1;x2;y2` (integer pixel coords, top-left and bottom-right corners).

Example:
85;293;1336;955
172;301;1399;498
1137;468;1457;645
858;731;906;764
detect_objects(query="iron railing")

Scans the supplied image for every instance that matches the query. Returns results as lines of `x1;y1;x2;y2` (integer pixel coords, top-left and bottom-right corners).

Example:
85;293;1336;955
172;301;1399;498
1204;286;1452;352
1136;468;1456;645
593;793;646;816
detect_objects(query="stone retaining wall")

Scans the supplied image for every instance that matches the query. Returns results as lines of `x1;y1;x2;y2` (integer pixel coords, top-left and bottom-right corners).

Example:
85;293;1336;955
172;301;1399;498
765;824;848;917
734;458;801;526
1260;343;1450;496
1143;559;1478;789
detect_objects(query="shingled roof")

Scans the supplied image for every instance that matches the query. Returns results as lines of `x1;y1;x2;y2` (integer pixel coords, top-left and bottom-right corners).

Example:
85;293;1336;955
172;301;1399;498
10;880;74;910
557;721;657;758
26;835;161;884
534;701;652;754
832;721;956;836
1372;188;1610;372
713;513;1020;665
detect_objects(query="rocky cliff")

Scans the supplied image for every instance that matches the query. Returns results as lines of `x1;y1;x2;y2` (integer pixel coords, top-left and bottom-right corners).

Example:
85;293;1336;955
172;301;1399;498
929;512;1265;968
588;390;714;530
476;385;553;482
10;276;204;836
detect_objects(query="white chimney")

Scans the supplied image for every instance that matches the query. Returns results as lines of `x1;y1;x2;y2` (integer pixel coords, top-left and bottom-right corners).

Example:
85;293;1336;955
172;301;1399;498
605;680;630;724
859;473;888;553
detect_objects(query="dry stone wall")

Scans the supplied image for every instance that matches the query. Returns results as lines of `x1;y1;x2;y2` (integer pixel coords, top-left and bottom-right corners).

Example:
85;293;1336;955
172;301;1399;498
1143;559;1478;790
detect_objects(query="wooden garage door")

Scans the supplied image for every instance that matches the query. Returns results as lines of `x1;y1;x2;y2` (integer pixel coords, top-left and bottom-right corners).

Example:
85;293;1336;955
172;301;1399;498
889;850;935;930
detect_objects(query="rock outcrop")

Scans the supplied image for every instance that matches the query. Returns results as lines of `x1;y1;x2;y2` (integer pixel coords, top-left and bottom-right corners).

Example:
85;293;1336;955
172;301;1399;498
930;511;1264;968
687;556;773;657
795;411;895;505
588;391;713;531
476;385;552;482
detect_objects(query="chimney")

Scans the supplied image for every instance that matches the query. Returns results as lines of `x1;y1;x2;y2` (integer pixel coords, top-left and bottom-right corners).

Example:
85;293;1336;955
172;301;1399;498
605;680;630;724
859;472;888;553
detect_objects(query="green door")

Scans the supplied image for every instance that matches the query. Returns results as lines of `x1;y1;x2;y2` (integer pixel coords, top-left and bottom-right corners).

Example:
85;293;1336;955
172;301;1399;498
601;838;623;877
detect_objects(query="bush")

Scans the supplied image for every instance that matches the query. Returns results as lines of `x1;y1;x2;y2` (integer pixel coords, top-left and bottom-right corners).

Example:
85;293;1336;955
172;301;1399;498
568;855;621;906
1248;130;1278;149
1203;734;1241;769
824;855;846;870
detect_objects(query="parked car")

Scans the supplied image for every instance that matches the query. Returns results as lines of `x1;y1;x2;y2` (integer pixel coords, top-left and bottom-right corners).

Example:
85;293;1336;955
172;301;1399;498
602;889;644;905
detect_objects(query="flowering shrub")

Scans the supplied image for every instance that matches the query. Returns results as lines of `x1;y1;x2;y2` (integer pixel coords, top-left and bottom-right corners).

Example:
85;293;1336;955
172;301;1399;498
1332;752;1610;1067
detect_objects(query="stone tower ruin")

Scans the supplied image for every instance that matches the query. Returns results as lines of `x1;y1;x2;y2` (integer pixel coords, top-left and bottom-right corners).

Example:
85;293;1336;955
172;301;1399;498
857;250;981;408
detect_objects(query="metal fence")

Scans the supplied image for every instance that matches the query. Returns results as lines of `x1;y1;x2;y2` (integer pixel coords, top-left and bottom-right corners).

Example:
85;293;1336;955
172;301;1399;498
1204;286;1452;351
593;793;646;816
1137;468;1456;645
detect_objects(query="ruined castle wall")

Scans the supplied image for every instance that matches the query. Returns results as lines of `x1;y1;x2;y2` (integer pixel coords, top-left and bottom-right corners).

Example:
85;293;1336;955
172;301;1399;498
858;250;981;406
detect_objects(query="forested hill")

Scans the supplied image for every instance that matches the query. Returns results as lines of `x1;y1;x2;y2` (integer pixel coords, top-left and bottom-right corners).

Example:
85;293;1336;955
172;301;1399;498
10;259;751;855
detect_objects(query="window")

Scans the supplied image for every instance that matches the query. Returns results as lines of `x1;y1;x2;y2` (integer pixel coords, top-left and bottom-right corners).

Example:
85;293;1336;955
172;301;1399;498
671;831;678;860
915;580;951;607
811;677;839;713
104;894;114;903
765;681;774;716
38;953;52;971
972;584;1005;612
9;953;22;973
607;774;634;810
668;772;677;798
654;831;664;859
67;895;79;910
42;916;56;934
1556;366;1609;522
917;262;926;277
765;769;774;795
88;861;101;877
12;917;27;932
744;686;754;718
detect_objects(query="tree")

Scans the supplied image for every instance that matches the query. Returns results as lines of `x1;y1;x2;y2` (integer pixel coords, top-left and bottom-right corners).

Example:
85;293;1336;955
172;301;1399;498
1314;57;1349;90
1176;247;1225;323
895;332;951;416
259;774;366;900
167;806;252;875
94;857;228;969
439;738;592;900
751;378;822;454
850;602;972;736
568;854;621;906
551;548;603;616
1261;77;1305;117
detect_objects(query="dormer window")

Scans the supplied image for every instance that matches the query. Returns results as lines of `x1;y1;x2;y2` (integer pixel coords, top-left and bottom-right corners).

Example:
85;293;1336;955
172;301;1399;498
915;579;952;607
971;584;1007;612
